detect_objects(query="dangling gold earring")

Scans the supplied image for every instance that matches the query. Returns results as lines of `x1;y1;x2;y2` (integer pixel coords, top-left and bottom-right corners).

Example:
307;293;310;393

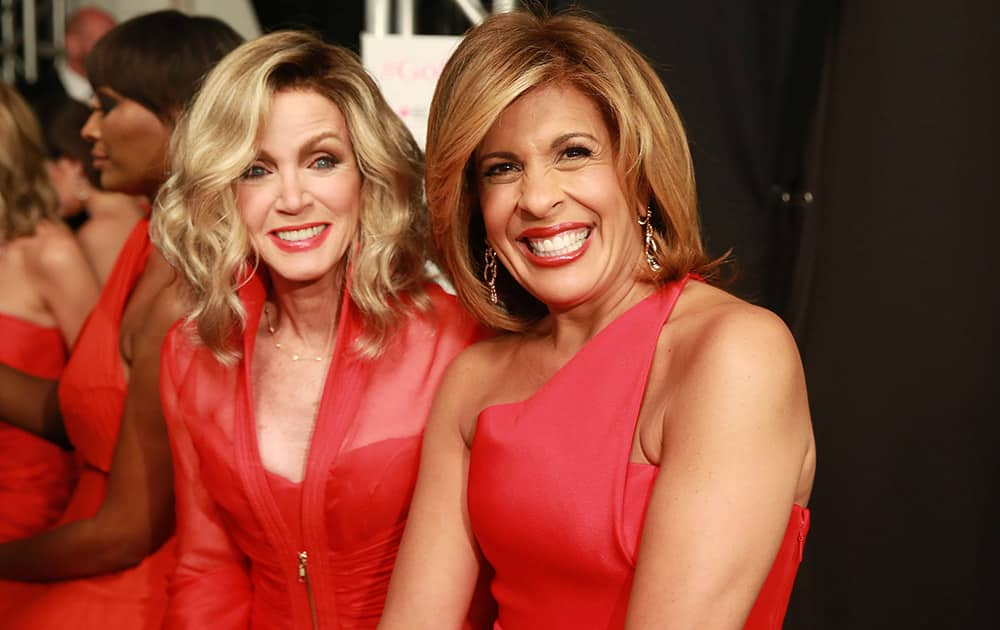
637;207;662;272
483;245;498;304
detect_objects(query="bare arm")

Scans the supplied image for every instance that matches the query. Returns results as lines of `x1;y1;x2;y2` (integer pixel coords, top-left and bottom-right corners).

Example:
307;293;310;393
0;364;65;446
0;279;185;580
379;349;488;629
625;306;814;629
30;224;101;347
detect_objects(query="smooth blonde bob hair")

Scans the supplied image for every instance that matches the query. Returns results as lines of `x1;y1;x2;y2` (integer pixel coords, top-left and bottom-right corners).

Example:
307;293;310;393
0;83;59;242
427;11;723;331
152;30;427;362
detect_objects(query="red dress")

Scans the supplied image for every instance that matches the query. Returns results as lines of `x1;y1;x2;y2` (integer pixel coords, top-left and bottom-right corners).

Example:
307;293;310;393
160;274;480;629
468;276;810;630
0;219;176;629
0;313;73;542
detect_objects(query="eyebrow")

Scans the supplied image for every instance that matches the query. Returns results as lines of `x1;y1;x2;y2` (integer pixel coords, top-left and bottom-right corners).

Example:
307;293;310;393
255;130;347;161
477;132;600;165
300;130;346;147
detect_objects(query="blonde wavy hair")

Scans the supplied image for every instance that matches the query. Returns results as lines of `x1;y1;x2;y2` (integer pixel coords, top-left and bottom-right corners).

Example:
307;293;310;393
426;10;725;331
152;30;428;363
0;83;59;242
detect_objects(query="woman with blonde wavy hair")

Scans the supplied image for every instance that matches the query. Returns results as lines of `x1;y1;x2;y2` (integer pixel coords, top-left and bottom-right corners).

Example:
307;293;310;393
382;10;815;630
0;82;98;544
151;30;480;629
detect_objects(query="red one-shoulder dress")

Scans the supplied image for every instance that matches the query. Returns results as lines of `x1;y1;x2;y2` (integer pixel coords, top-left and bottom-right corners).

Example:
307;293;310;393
468;275;810;630
0;219;176;629
0;313;73;542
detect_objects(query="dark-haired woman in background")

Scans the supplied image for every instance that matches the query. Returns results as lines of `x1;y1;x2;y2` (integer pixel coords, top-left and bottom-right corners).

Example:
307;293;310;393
41;98;146;283
0;11;242;630
0;83;98;544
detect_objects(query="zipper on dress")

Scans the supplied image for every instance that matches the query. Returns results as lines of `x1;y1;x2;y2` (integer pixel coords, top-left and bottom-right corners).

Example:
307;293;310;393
297;550;320;629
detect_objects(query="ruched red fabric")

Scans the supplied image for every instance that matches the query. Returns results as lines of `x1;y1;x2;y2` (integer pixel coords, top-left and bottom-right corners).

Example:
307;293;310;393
468;276;810;630
0;219;176;629
160;273;480;630
0;313;73;543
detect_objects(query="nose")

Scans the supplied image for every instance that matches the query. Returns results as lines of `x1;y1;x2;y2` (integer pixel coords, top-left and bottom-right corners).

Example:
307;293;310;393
81;109;101;143
517;169;562;218
275;170;307;213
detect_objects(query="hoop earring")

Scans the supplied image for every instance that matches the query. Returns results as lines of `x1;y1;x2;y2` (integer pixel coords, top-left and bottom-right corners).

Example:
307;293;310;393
637;209;662;272
483;245;498;305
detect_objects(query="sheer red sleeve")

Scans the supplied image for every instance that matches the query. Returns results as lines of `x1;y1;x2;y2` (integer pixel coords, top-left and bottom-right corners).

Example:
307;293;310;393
161;325;252;629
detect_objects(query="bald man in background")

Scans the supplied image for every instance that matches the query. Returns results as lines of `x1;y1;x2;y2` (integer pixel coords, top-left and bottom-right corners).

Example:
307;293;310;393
18;6;115;119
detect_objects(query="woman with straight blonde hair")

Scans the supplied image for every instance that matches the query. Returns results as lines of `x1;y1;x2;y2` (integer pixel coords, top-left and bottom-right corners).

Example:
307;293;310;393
0;82;98;543
152;30;480;629
382;10;815;630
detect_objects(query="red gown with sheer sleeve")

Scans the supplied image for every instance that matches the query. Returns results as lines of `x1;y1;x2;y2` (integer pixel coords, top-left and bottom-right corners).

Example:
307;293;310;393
468;275;810;630
160;273;480;630
0;313;73;542
0;218;176;629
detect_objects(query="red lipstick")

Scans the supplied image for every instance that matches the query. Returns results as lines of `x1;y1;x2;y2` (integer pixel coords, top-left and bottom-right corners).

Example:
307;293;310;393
268;222;331;253
517;223;592;267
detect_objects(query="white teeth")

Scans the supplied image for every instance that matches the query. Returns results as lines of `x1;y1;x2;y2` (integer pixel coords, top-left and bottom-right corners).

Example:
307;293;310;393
525;227;589;257
275;225;325;242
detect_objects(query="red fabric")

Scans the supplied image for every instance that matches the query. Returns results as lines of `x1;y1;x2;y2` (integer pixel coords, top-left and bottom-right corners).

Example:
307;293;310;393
0;313;73;542
468;276;810;630
0;219;176;629
160;274;480;630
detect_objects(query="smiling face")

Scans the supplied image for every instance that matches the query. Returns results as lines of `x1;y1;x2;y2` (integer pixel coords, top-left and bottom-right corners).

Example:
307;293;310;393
81;87;170;196
476;82;645;312
236;89;362;290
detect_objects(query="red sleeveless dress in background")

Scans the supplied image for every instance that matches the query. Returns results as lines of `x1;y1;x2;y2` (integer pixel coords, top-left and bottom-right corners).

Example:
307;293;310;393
468;276;810;630
0;313;73;542
0;219;176;629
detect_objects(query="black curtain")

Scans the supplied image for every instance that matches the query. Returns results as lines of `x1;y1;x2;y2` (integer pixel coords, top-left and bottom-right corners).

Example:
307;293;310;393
553;1;836;307
785;1;1000;627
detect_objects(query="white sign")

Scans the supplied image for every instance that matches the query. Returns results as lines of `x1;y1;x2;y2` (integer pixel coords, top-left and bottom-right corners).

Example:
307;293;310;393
361;33;462;150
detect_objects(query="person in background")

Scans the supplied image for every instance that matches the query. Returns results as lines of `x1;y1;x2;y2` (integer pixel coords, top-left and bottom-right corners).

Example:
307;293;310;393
0;82;98;544
152;30;483;629
381;10;815;630
19;6;116;119
42;98;146;282
0;11;243;630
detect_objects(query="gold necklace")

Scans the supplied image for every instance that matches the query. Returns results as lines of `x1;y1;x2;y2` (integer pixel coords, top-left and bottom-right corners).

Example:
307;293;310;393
263;304;330;362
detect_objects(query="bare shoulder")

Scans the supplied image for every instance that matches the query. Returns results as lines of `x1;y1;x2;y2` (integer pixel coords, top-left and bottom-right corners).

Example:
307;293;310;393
660;281;809;434
432;332;520;443
24;220;88;274
668;281;801;374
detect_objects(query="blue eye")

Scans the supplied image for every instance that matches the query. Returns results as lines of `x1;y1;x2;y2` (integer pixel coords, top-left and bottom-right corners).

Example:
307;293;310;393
241;164;268;180
313;155;337;170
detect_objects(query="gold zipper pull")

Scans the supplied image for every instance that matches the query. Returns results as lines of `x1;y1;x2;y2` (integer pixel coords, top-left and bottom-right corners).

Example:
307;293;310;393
297;550;308;583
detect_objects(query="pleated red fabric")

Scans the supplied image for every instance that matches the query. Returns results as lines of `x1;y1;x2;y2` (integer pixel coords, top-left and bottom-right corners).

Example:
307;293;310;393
160;274;480;629
0;313;73;543
468;275;809;629
0;219;176;629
